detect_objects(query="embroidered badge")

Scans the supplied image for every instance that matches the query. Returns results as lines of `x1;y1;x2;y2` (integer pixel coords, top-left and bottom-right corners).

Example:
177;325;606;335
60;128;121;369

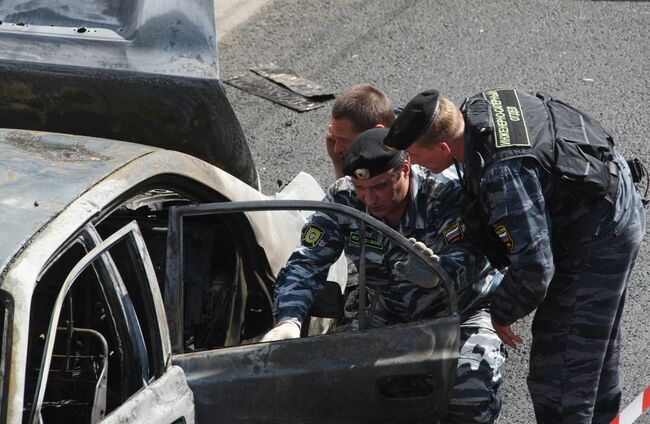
482;89;531;150
495;225;514;250
442;221;464;245
349;231;384;250
302;224;325;247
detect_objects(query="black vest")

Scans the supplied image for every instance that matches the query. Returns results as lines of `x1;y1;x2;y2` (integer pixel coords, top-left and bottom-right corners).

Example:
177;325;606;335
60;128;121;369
459;89;617;268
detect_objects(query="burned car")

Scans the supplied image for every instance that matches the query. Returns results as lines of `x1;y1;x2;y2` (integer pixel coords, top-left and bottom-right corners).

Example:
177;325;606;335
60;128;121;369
0;1;460;423
0;131;461;424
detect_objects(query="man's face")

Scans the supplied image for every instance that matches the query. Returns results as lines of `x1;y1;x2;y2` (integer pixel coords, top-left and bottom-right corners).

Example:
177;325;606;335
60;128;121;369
406;142;452;173
353;163;410;224
327;118;362;158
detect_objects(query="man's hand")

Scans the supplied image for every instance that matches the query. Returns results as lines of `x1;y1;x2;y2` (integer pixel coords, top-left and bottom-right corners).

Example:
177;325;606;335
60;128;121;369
326;131;340;162
260;320;301;342
394;238;441;288
492;319;524;349
326;131;344;178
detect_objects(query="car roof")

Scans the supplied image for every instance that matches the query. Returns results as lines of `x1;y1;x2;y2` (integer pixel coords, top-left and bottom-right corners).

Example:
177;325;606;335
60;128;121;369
0;128;156;274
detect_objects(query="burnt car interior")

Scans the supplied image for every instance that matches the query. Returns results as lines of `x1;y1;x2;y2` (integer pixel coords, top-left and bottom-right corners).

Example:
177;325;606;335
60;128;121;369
96;186;277;350
23;182;279;422
20;183;457;424
24;236;151;423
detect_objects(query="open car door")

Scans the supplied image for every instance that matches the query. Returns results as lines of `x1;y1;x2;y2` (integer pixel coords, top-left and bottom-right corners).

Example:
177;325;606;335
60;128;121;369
166;200;460;424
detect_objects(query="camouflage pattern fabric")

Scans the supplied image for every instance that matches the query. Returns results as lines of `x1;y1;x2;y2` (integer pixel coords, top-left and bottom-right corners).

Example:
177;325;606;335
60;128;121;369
481;152;645;423
441;309;506;424
274;165;492;325
273;165;505;423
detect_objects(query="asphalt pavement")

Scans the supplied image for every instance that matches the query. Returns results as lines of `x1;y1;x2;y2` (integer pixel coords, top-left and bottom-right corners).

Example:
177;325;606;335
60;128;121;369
217;1;650;422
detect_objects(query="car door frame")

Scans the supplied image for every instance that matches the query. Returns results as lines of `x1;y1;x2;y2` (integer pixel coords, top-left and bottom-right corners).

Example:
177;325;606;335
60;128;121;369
26;221;194;424
165;200;460;424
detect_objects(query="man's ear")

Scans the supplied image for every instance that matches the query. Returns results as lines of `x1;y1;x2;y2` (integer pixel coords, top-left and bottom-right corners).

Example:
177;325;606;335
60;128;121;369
437;142;453;162
402;158;411;177
437;141;451;154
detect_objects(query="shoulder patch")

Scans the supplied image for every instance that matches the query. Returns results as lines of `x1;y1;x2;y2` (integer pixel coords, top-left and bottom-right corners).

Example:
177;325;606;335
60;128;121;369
494;225;514;250
302;224;325;247
482;89;531;149
442;221;464;245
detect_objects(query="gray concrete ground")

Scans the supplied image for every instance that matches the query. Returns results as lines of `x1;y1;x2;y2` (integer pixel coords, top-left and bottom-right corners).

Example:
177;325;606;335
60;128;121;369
217;1;650;422
215;0;270;39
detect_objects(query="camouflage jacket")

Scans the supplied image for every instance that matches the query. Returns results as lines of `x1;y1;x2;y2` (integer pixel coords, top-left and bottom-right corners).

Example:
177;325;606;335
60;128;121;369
274;165;497;326
482;152;640;325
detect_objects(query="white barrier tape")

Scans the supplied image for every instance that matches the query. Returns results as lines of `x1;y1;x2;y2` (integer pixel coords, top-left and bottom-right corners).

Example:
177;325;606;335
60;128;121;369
611;385;650;424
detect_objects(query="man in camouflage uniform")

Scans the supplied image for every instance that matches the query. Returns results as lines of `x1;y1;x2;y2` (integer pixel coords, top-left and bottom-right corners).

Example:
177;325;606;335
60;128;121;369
325;84;397;179
263;127;506;423
386;89;646;423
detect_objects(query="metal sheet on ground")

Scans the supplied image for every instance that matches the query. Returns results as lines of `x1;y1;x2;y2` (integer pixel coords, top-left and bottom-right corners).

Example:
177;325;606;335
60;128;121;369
224;73;325;112
251;64;335;99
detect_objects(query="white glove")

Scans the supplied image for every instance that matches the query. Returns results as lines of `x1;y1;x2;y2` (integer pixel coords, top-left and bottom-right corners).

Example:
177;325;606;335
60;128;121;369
260;320;301;342
394;237;442;288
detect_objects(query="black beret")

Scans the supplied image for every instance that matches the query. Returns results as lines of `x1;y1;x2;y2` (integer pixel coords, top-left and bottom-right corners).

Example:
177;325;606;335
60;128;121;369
343;127;404;180
384;89;440;149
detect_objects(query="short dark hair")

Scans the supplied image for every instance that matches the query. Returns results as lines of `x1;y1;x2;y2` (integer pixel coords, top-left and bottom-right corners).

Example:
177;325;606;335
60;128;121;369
332;84;395;132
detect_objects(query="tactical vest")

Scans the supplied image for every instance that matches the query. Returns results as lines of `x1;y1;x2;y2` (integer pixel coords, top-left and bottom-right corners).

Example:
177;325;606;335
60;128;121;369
459;89;617;268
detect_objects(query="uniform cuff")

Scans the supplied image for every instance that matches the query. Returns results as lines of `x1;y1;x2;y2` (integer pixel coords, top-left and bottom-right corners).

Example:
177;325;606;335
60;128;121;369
274;310;305;327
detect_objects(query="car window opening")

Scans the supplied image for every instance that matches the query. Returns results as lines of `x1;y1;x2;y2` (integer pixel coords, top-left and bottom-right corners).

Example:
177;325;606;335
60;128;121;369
98;186;275;353
24;241;142;423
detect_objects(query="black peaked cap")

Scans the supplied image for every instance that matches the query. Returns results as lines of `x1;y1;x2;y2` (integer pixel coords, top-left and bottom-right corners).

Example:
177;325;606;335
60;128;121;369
343;127;404;179
384;89;440;149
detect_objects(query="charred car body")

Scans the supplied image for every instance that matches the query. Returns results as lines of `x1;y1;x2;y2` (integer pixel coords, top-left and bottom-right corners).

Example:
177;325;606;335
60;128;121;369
0;1;460;423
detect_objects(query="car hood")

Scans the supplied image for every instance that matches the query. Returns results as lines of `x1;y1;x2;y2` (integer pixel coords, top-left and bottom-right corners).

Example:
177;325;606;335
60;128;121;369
0;128;156;275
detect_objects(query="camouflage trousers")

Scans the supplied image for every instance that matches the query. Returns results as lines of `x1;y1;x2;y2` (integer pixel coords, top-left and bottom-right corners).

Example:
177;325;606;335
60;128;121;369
341;288;505;423
440;308;506;424
528;201;645;424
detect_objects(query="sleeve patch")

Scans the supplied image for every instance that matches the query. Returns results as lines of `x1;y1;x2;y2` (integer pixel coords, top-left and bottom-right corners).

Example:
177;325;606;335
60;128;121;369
302;224;325;247
442;221;464;245
495;225;514;250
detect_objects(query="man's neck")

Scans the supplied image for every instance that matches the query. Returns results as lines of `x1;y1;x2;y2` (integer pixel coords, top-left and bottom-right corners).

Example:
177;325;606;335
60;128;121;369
383;183;411;228
384;210;403;228
450;119;466;163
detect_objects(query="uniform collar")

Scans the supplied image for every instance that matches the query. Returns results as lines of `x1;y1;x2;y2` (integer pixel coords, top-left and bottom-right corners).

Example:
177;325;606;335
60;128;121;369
396;165;427;233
